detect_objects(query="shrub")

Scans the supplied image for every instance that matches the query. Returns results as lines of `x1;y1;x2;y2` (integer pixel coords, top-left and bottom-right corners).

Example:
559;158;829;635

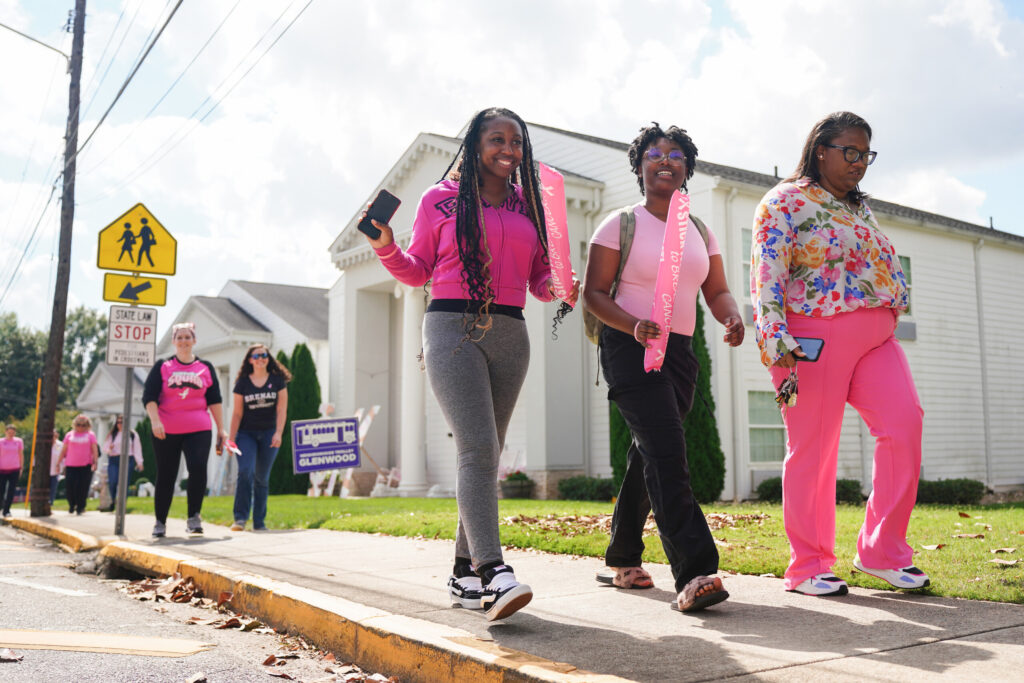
558;475;617;501
502;470;532;483
917;478;987;505
683;304;725;503
755;476;864;504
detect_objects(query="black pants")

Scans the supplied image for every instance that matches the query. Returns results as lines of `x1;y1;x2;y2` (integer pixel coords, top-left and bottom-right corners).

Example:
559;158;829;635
152;430;211;524
600;326;719;592
0;470;18;514
65;465;92;513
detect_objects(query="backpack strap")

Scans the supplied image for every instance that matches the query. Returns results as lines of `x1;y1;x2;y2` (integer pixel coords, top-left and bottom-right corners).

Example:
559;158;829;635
610;209;636;299
690;214;710;249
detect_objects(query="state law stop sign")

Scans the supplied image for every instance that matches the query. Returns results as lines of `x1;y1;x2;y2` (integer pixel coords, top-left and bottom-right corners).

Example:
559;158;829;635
107;305;158;367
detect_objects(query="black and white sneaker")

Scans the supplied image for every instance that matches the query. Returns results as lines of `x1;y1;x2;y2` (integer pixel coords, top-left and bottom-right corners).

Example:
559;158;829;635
152;521;166;538
448;564;485;609
479;564;532;621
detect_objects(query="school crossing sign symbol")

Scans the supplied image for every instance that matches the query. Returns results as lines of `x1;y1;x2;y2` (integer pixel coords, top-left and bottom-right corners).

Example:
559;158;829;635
97;203;177;276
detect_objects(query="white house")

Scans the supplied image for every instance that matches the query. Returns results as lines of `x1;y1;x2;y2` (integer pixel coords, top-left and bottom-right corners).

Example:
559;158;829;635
77;279;330;494
328;122;1024;500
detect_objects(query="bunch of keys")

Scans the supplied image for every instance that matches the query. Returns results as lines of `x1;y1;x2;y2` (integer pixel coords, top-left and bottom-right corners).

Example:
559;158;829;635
775;368;799;407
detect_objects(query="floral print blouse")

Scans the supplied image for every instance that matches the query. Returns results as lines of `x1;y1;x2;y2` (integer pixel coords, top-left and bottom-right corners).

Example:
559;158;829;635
751;177;908;367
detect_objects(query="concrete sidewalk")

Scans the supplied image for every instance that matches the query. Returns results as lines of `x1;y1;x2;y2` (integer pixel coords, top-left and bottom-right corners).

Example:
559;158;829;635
5;509;1024;682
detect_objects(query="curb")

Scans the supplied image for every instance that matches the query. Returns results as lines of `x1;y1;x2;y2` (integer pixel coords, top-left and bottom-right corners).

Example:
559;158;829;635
101;541;631;683
2;517;101;553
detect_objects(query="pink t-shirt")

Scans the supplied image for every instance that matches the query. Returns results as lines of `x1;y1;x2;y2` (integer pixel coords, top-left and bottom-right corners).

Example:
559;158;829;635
63;430;97;467
0;436;23;472
590;204;720;335
142;357;222;434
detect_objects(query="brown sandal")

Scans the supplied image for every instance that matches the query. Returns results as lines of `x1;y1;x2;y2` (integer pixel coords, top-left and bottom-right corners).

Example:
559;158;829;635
596;566;654;589
672;575;728;612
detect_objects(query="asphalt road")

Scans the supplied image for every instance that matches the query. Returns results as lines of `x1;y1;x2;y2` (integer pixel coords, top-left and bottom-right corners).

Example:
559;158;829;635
0;524;385;682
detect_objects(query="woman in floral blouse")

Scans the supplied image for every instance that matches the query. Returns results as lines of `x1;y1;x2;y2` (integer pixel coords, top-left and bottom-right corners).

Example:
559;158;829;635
751;111;929;597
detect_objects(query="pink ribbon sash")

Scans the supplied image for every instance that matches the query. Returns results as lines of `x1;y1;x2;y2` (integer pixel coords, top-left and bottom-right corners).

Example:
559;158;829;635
538;162;575;306
644;191;690;372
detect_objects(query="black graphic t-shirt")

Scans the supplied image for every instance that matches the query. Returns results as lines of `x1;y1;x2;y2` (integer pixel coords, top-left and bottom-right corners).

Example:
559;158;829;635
234;374;288;431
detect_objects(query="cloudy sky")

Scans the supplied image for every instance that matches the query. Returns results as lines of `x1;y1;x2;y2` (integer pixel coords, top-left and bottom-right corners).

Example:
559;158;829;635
1;0;1022;334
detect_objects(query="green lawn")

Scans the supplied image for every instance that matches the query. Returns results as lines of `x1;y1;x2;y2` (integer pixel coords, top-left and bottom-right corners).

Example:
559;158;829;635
120;495;1024;604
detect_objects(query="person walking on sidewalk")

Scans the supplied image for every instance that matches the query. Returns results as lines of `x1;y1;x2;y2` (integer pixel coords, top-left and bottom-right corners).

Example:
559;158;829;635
142;322;228;538
1;424;25;517
751;111;929;596
55;415;99;515
363;107;579;621
99;415;144;512
228;344;290;532
49;428;63;505
583;122;743;612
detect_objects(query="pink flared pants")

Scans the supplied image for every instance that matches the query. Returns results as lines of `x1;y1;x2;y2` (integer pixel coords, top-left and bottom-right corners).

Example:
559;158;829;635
770;307;923;589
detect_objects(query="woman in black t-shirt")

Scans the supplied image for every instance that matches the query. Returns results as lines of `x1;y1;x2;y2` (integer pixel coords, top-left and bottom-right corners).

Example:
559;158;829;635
228;344;291;531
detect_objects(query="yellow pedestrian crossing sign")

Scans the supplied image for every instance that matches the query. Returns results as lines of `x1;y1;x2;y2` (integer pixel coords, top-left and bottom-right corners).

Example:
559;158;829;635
97;203;176;276
102;273;168;306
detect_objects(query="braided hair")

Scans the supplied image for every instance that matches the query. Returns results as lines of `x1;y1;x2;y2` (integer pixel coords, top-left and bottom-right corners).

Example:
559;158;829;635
627;122;699;195
440;107;570;339
785;111;872;206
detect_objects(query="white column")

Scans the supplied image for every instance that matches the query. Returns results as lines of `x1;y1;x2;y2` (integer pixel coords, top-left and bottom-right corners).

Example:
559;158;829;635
397;285;429;496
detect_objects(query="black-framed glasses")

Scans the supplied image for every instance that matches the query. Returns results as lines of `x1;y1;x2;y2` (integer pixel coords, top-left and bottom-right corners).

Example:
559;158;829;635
250;352;269;359
645;148;685;164
822;143;877;165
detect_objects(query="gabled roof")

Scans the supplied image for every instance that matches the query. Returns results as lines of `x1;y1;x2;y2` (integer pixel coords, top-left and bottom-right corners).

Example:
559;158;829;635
190;296;269;333
229;281;329;340
528;122;1024;247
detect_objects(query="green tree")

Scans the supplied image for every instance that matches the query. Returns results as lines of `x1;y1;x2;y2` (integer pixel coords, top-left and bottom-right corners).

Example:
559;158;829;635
605;303;726;504
60;306;108;404
0;313;47;421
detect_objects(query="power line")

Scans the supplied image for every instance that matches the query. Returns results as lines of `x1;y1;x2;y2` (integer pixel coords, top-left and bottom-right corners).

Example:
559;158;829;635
89;0;315;199
0;181;60;309
78;0;134;119
67;0;184;170
82;0;244;175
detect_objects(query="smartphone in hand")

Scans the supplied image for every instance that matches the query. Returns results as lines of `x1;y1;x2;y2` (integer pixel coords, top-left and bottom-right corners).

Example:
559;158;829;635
793;336;824;362
357;189;402;239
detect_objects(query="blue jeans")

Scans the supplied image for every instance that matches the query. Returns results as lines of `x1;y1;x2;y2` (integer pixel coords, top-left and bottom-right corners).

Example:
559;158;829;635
233;428;279;529
50;475;59;504
107;456;126;504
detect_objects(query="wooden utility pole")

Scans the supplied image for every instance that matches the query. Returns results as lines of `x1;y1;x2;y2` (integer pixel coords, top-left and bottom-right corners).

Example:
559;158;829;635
30;0;86;517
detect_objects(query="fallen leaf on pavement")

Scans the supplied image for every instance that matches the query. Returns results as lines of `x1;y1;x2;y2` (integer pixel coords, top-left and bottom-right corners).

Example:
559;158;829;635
921;544;945;550
958;511;972;518
217;591;233;607
216;618;242;629
263;655;277;666
990;558;1019;566
991;548;1017;554
274;653;300;660
266;672;294;680
187;617;223;627
323;653;336;662
241;619;262;632
185;673;207;683
953;533;985;539
0;649;23;662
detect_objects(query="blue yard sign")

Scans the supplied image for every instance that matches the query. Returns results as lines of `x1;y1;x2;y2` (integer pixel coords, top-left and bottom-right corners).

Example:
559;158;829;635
291;417;361;474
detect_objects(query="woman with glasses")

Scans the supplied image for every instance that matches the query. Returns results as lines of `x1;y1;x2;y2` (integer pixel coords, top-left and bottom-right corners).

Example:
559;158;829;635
751;111;928;596
99;415;144;511
228;345;290;532
582;122;743;612
142;322;227;538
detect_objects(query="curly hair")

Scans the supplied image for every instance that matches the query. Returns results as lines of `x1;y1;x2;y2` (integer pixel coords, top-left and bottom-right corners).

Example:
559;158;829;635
235;344;293;383
440;107;570;338
785;111;873;206
627;122;698;195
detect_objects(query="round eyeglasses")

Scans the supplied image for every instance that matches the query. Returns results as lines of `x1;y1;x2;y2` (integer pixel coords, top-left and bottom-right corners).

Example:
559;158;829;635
645;148;685;164
822;143;877;165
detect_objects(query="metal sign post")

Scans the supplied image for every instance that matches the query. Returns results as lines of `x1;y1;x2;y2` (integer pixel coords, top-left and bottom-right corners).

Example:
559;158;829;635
106;305;157;536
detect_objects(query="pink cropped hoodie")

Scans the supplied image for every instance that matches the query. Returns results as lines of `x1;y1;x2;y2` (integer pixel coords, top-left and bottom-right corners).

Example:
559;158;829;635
373;180;554;308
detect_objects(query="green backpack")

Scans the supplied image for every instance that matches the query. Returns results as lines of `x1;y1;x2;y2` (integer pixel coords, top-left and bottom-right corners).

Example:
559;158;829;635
582;207;710;345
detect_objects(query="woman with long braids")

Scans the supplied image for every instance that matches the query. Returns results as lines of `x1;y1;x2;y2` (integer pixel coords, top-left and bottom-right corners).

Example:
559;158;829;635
363;107;578;621
583;123;743;612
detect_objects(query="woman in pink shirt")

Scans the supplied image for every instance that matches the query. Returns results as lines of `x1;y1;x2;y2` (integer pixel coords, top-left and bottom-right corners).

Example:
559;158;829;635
364;108;578;621
142;322;227;538
1;424;25;517
583;123;743;612
55;415;99;515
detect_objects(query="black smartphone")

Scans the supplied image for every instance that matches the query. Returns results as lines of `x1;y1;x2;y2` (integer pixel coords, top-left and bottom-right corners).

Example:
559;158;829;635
357;189;402;239
793;336;824;362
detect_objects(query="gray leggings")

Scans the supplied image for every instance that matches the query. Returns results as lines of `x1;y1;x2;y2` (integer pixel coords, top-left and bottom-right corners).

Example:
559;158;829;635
423;311;530;568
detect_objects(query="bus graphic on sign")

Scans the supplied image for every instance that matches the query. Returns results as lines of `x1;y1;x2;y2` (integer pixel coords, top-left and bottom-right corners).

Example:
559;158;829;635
295;421;357;448
290;417;360;474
